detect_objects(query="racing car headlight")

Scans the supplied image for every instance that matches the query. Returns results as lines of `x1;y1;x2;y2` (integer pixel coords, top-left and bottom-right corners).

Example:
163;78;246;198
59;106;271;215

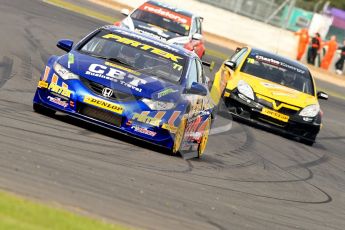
299;104;320;117
142;98;175;110
237;80;254;100
53;62;79;80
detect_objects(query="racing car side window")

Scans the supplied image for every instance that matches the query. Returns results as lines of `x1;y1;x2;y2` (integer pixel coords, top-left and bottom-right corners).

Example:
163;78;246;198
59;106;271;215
230;48;248;66
190;18;198;35
235;48;248;67
195;18;202;34
187;59;198;88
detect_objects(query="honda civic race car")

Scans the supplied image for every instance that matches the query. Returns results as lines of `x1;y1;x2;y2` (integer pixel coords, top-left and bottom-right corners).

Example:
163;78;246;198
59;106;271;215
213;47;328;145
33;26;214;159
115;1;206;58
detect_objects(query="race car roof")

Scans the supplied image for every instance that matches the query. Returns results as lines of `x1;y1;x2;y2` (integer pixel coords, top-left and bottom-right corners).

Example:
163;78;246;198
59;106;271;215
250;48;309;72
146;0;194;18
101;25;196;58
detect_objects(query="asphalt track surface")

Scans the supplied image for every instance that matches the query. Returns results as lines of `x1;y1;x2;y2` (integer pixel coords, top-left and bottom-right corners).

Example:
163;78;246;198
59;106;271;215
1;0;345;229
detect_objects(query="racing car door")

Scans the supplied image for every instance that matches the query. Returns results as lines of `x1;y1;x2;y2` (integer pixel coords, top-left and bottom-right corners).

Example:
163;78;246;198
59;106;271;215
184;58;210;141
210;48;249;105
185;59;207;115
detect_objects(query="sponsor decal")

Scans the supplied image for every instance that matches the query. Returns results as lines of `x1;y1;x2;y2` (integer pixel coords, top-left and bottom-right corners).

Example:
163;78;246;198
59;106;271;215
114;29;179;52
261;82;287;89
137;24;170;37
261;107;289;122
139;3;191;25
102;33;183;63
154;111;166;119
132;112;161;126
168;111;181;126
83;96;123;114
48;83;71;98
105;62;140;76
261;82;298;98
86;64;146;93
271;91;297;97
131;125;157;137
255;55;280;66
162;123;177;133
135;28;168;41
47;96;68;108
254;55;305;74
38;81;48;89
157;88;178;98
185;117;210;142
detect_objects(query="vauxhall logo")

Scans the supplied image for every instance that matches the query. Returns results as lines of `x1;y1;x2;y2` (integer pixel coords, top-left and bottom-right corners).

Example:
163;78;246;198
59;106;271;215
102;87;113;98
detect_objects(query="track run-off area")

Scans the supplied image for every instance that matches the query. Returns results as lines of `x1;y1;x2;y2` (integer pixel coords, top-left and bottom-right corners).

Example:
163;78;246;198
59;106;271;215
0;0;345;229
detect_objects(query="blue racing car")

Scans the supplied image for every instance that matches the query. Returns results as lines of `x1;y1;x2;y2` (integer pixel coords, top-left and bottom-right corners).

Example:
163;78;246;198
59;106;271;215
33;26;214;159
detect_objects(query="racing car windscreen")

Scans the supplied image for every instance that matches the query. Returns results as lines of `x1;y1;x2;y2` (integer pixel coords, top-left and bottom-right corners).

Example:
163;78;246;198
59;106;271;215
240;52;315;95
78;29;186;83
131;3;191;36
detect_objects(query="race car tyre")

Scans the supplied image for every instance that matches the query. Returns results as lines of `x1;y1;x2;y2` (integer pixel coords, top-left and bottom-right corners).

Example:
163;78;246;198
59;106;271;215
197;116;211;158
172;117;187;154
33;103;56;116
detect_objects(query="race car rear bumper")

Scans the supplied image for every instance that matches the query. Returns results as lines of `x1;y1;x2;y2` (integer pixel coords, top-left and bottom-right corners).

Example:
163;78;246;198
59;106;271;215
223;91;321;141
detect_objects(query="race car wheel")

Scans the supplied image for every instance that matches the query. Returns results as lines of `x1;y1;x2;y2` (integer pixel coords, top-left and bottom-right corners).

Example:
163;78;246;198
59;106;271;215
33;103;56;116
198;116;211;158
172;118;187;154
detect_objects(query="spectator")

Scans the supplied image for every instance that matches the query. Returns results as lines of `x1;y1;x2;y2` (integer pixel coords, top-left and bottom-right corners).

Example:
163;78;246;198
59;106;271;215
307;33;321;65
321;35;338;70
294;28;309;61
316;33;323;66
335;40;345;75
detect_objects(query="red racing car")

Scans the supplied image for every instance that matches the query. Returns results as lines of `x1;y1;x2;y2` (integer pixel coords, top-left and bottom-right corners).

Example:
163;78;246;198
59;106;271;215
115;0;206;59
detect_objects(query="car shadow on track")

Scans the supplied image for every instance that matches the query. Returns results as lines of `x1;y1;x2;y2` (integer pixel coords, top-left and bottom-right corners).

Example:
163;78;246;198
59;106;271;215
231;116;317;147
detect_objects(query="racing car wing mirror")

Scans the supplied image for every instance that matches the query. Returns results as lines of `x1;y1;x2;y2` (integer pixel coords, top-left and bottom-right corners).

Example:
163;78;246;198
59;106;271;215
192;33;203;41
224;60;236;70
186;82;208;96
121;9;130;16
317;91;329;100
202;60;215;72
57;39;73;52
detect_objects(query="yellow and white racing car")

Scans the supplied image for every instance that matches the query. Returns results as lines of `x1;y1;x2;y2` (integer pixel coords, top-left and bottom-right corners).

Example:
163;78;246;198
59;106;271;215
211;47;328;145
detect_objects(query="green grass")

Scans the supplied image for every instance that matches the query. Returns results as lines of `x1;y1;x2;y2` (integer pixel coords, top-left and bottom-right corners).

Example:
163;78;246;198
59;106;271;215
0;191;130;230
